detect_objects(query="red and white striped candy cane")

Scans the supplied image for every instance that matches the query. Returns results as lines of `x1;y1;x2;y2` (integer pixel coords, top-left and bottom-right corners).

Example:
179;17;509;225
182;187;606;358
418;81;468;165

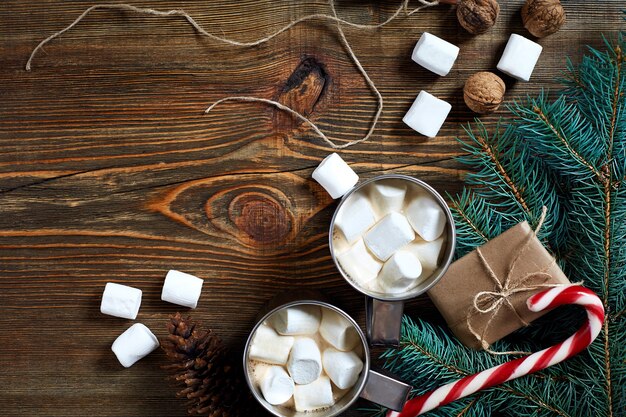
388;285;605;417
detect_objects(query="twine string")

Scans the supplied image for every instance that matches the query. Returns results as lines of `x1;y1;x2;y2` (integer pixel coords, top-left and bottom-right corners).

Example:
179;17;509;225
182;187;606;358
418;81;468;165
466;207;572;356
26;0;440;149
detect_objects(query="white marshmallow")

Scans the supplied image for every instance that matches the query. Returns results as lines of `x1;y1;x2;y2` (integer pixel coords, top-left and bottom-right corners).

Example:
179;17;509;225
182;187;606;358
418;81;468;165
249;324;295;365
335;193;377;243
337;239;383;286
322;347;364;390
111;323;159;368
403;91;452;138
100;282;142;320
379;251;423;294
293;376;334;412
405;195;446;241
312;153;359;199
406;236;445;272
287;338;322;385
497;34;543;81
369;182;407;217
364;212;415;261
259;366;295;405
319;308;360;351
161;270;203;309
271;305;321;336
412;32;460;77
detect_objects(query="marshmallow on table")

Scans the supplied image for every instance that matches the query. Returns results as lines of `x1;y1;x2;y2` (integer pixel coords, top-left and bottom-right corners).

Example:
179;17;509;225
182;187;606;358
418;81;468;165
312;153;359;199
337;239;383;287
100;282;142;320
249;324;295;365
293;376;334;412
412;32;460;77
322;348;364;390
271;305;321;336
405;195;446;241
497;34;543;81
161;270;203;309
364;212;415;261
287;337;322;385
406;236;445;272
111;323;159;368
379;251;423;294
259;365;295;405
319;308;360;352
369;182;407;217
335;193;377;244
403;91;452;138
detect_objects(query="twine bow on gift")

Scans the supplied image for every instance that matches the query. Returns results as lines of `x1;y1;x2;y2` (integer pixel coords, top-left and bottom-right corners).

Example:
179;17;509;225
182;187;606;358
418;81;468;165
466;206;577;355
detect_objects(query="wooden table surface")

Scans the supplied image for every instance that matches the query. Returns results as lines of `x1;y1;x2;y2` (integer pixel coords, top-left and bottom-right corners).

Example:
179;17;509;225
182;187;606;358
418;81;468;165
1;1;623;416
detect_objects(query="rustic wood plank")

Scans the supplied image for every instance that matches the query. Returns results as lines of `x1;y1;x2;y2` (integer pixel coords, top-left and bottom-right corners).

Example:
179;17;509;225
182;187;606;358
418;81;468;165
0;1;623;416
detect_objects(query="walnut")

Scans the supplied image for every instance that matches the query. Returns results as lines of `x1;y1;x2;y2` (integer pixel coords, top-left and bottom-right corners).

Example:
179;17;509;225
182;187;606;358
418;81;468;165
463;72;506;114
456;0;500;35
521;0;566;38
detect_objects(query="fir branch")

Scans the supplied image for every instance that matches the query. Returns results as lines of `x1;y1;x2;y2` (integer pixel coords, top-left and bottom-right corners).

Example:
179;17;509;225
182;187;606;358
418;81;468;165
511;95;604;181
447;190;502;257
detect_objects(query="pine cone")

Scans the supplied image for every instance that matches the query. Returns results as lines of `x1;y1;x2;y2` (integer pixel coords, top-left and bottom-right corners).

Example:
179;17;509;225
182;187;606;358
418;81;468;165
162;313;261;417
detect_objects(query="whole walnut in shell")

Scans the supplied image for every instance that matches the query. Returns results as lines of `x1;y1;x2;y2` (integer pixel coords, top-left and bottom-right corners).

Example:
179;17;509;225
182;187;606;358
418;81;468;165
522;0;566;38
457;0;500;35
463;72;506;114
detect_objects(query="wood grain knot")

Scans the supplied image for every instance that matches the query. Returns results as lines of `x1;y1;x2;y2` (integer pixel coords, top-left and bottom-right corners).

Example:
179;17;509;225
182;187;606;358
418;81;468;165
229;192;292;244
274;56;329;131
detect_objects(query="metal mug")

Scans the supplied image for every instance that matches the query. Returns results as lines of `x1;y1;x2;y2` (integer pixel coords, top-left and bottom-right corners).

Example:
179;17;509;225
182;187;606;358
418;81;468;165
328;174;456;346
243;298;412;417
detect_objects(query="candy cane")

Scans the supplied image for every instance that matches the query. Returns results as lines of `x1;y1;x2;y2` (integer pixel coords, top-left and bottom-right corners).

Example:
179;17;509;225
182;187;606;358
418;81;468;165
388;285;605;417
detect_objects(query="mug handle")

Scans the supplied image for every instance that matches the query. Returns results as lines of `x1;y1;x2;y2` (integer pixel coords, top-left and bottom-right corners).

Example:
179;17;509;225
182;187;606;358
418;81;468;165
360;369;412;412
366;297;405;347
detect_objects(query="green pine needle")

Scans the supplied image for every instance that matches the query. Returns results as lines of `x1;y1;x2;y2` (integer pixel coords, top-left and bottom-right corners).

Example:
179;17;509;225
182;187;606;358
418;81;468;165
380;35;625;417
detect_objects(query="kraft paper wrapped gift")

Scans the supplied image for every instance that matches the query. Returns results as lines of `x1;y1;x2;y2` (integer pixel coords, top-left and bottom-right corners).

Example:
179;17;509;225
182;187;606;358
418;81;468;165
428;221;570;349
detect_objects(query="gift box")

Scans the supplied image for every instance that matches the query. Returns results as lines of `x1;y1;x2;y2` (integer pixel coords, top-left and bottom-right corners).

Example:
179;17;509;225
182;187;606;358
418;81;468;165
428;220;570;350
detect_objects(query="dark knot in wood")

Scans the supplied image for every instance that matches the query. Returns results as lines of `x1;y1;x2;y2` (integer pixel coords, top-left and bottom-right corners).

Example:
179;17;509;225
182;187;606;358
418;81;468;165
273;56;329;131
229;192;292;244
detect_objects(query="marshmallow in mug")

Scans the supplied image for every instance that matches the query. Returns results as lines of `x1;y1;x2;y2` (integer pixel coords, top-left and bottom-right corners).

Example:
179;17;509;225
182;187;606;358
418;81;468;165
293;376;335;412
319;308;360;352
406;195;446;242
369;182;407;216
100;282;142;320
322;347;364;390
249;324;295;365
412;32;460;77
259;366;295;406
379;250;423;294
336;239;383;287
334;193;377;244
111;323;159;368
497;34;543;82
312;153;359;199
287;337;323;385
161;270;203;309
406;237;445;272
271;305;321;336
364;212;415;261
403;91;452;138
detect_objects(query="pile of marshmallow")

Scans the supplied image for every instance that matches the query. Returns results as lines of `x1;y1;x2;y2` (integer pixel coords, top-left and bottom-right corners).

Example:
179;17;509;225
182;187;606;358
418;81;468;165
100;270;204;367
248;304;364;412
404;32;543;137
333;179;446;295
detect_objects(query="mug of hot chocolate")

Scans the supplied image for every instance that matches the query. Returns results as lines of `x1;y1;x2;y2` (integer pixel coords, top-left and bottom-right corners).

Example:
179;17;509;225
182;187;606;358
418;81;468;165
243;299;412;416
312;154;455;346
